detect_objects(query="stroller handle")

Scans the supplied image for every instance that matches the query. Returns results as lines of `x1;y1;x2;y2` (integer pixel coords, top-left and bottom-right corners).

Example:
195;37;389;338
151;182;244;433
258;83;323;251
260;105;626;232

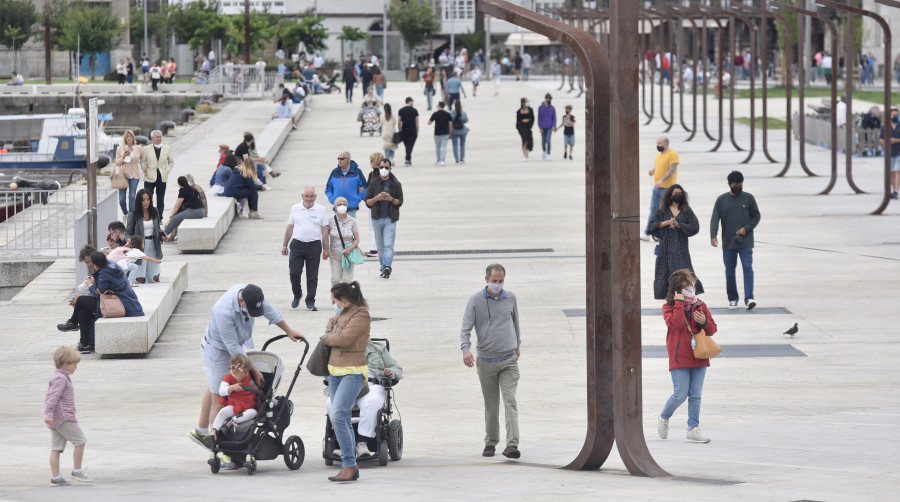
240;384;268;399
262;334;310;354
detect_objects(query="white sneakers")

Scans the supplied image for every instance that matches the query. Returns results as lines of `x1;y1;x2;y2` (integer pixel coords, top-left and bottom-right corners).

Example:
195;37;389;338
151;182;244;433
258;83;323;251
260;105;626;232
746;299;757;311
685;427;710;443
640;232;651;242
657;415;669;439
356;442;372;456
728;300;739;309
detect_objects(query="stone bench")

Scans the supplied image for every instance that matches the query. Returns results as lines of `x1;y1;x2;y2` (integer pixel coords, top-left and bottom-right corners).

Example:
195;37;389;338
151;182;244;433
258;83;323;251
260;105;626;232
94;261;188;355
255;100;307;163
176;194;236;253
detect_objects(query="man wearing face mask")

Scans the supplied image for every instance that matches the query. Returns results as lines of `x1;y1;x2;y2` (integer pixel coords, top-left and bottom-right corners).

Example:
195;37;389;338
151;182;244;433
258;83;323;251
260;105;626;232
140;130;175;219
642;136;679;241
537;93;556;161
283;186;330;310
364;159;403;279
460;263;522;460
710;171;761;310
191;283;305;448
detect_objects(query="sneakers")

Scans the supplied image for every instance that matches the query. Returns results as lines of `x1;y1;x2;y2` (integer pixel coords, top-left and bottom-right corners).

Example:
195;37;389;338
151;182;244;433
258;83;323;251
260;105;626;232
356;441;372;456
685;427;710;443
546;154;551;161
306;302;317;311
746;299;757;311
291;297;300;309
563;151;567;159
332;448;342;456
501;445;521;459
365;250;378;258
70;469;92;482
891;190;899;199
57;320;79;332
728;301;739;309
381;267;392;279
189;428;211;449
220;454;237;470
249;211;263;219
78;345;94;354
50;476;69;486
404;161;411;166
639;232;651;242
657;415;669;439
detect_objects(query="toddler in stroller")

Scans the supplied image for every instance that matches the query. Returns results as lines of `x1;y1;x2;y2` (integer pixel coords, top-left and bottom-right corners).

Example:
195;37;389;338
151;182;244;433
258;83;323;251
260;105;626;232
359;100;382;136
210;354;259;453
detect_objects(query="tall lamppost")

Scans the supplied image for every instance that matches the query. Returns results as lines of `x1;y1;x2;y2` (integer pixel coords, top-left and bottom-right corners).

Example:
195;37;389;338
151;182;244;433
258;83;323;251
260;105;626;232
450;0;455;55
143;0;149;58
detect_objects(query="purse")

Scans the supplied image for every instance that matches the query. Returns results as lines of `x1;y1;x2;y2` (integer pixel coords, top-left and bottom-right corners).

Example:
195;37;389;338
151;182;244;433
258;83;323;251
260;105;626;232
99;290;126;318
306;338;332;377
392;131;402;144
111;166;129;189
334;216;363;271
684;317;721;359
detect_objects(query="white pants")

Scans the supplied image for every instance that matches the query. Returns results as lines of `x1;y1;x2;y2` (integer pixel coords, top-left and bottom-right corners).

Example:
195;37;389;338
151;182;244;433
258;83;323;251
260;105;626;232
367;209;377;252
329;255;354;285
212;405;258;431
325;381;386;438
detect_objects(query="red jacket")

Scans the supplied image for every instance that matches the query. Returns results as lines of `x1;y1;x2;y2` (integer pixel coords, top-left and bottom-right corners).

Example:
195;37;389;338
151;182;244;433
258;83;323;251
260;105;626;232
662;300;717;371
218;373;257;414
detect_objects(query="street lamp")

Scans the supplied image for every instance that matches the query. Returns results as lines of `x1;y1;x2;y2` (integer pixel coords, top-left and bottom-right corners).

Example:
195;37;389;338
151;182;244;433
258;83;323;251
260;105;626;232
450;0;455;55
143;0;148;58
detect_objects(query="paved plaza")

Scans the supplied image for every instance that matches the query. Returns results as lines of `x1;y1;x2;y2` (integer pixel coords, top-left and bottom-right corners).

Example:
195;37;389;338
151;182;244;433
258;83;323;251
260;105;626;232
1;76;899;501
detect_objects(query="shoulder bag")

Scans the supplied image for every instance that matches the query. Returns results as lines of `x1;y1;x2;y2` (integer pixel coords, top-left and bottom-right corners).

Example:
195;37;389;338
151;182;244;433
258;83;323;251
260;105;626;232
684;317;721;359
392;131;402;144
99;290;126;318
111;165;129;189
306;338;332;377
334;216;364;270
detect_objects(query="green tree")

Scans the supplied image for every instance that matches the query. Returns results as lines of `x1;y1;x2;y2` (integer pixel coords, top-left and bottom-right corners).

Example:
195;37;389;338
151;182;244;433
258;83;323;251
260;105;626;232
456;29;484;53
0;0;39;72
338;25;370;63
53;1;125;79
278;13;328;55
169;1;227;51
224;10;278;60
388;0;440;65
129;5;167;56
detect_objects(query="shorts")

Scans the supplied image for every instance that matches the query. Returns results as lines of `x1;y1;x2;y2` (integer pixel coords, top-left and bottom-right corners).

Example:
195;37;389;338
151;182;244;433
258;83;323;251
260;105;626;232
564;134;575;146
892;155;900;172
50;421;86;451
473;81;479;87
202;340;232;394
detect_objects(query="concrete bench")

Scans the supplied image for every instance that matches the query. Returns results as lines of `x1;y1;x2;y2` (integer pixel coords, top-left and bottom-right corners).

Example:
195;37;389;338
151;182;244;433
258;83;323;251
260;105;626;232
176;194;236;253
254;100;307;163
94;261;188;355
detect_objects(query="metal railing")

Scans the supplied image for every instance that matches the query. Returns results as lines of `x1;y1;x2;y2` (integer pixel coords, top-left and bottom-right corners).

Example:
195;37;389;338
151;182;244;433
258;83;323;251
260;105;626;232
196;64;284;101
1;189;117;257
792;112;884;157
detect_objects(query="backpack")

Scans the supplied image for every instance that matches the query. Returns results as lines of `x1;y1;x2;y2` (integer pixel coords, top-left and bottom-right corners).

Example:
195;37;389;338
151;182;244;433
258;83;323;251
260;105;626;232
859;112;881;130
453;112;464;130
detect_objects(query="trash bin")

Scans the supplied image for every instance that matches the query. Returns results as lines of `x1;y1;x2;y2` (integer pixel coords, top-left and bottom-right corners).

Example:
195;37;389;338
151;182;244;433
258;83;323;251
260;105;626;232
408;64;419;82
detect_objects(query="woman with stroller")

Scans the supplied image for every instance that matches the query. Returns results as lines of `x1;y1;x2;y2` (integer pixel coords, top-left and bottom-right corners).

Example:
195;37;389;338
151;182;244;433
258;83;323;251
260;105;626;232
382;104;398;164
322;281;371;482
325;339;403;458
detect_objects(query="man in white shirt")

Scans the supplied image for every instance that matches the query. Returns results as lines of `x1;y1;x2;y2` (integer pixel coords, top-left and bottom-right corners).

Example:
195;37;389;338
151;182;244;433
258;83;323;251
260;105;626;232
521;52;532;81
313;52;324;69
281;186;329;311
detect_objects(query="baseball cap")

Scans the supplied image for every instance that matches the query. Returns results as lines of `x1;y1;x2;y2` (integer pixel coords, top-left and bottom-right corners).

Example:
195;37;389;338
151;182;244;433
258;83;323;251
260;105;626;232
241;284;265;317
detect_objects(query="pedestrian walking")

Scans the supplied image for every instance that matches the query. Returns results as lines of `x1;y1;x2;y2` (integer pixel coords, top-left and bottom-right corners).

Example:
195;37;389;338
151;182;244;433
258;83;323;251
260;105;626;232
44;346;93;486
446;72;467;110
327;196;360;285
490;59;502;96
641;137;679;241
559;105;576;160
882;108;900;198
149;62;162;91
116;59;127;84
364;158;403;279
397;97;419;166
372;66;386;101
516;98;535;161
282;186;330;311
140;129;175;218
325;152;367;219
422;67;436;111
460;263;522;460
343;61;357;103
141;54;150;83
521;52;532;80
429;101;453;166
382;104;398;164
647;185;704;300
450;100;469;164
364;152;383;258
537;93;556;161
114;130;142;215
657;268;717;444
126;58;134;83
514;52;522;81
469;66;481;97
710;170;761;310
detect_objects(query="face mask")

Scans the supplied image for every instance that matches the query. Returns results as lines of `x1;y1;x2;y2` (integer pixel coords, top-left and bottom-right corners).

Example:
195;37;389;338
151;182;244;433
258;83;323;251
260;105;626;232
379;168;390;177
336;205;347;215
671;193;685;204
240;307;250;319
486;282;503;295
731;186;743;196
656;146;665;152
333;304;343;315
893;117;899;124
681;287;696;299
524;101;530;107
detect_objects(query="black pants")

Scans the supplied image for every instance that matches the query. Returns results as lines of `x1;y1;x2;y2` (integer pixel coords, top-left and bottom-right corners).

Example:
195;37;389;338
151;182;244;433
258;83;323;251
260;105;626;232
289;239;322;303
345;83;354;102
144;179;167;217
151;77;160;91
69;295;98;347
402;134;418;163
228;187;259;211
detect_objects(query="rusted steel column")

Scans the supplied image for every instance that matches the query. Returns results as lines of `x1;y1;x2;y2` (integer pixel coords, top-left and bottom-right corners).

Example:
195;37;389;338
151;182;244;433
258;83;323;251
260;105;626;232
644;8;671;127
671;6;698;141
649;6;675;132
711;7;757;164
640;12;657;126
684;6;716;142
477;0;667;477
701;5;743;152
641;16;652;120
740;7;778;164
692;7;726;151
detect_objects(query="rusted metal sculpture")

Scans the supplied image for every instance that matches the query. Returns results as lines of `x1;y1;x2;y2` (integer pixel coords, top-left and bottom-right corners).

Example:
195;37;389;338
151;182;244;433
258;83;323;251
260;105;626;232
873;2;900;213
477;0;667;477
640;12;657;125
689;6;725;150
647;6;675;132
739;5;778;164
700;5;743;152
671;6;698;140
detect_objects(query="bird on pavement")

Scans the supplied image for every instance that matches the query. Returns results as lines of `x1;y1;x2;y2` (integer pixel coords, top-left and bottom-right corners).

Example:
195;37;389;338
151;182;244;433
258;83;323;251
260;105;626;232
783;323;799;337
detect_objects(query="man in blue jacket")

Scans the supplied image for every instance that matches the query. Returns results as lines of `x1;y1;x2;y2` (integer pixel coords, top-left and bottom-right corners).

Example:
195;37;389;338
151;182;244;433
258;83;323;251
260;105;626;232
325;152;367;219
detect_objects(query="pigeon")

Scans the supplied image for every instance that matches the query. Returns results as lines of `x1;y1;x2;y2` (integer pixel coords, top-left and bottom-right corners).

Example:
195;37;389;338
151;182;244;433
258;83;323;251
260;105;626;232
783;323;799;337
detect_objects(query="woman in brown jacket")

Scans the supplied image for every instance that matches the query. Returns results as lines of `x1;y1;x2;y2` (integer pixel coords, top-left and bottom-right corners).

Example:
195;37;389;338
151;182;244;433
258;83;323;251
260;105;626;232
322;281;370;482
115;130;142;214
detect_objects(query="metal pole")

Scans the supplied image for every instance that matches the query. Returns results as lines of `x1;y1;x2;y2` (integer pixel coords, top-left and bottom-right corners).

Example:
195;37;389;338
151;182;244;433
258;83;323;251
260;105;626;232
244;0;251;65
451;0;455;55
44;0;51;85
143;0;149;59
383;0;388;69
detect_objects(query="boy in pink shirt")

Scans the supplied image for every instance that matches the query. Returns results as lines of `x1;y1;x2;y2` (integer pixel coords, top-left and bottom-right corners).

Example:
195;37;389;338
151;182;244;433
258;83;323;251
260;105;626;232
44;346;93;486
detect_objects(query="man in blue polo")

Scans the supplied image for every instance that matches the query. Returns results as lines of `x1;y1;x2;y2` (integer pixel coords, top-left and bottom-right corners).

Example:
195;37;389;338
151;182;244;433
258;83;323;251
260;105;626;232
324;151;367;219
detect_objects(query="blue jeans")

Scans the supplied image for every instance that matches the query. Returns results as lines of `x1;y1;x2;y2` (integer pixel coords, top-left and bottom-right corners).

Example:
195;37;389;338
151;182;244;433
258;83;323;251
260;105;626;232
372;217;396;270
451;131;467;162
448;92;460;110
895;69;900;85
375;84;384;100
434;134;449;162
540;128;553;154
328;373;365;467
384;148;394;163
661;365;707;429
522;68;530;80
425;86;434;109
645;187;666;233
255;163;267;185
723;247;754;304
118;178;140;214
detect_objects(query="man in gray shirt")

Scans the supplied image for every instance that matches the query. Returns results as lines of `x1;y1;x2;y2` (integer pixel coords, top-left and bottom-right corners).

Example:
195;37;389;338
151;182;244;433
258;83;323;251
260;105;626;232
711;171;761;310
460;263;522;459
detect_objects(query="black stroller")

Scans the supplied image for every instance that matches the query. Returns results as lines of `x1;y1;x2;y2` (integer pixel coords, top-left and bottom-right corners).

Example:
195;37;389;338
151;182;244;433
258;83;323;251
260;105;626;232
206;335;310;475
322;73;342;94
322;338;403;467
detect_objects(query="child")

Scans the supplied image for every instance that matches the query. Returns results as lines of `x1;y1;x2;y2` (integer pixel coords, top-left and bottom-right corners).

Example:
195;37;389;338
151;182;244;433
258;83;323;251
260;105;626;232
44;346;92;486
211;354;259;443
560;105;576;160
469;66;481;97
107;236;162;286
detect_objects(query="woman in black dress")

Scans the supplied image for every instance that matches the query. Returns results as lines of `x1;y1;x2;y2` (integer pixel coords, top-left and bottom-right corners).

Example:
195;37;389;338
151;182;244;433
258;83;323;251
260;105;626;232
648;184;704;300
515;98;535;160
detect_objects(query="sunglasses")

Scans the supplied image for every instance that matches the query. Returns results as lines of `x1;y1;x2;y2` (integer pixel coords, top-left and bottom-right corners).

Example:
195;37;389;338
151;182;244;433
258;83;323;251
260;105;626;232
337;157;348;160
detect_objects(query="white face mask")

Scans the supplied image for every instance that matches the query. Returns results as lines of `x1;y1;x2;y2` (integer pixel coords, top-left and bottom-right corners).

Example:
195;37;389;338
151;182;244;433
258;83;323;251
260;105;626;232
379;168;390;178
336;205;348;215
486;282;503;295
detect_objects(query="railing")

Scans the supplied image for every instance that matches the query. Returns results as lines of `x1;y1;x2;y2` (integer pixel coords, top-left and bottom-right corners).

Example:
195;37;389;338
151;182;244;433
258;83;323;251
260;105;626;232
1;189;117;257
792;112;884;157
196;64;284;101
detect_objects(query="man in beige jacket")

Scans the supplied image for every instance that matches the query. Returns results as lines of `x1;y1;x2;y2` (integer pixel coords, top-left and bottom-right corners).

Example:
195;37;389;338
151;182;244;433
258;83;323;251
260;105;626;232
140;129;175;217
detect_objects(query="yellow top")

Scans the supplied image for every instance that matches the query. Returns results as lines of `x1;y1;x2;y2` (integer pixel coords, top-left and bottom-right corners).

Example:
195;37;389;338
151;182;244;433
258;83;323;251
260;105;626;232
653;149;680;189
328;364;368;376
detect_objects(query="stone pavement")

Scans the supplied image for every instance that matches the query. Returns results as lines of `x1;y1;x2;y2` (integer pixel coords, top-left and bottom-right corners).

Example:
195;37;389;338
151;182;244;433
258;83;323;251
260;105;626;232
1;77;898;501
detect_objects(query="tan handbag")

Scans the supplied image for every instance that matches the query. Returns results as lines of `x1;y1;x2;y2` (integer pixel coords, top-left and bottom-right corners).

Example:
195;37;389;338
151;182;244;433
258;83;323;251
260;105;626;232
99;290;126;318
111;166;129;189
685;318;721;359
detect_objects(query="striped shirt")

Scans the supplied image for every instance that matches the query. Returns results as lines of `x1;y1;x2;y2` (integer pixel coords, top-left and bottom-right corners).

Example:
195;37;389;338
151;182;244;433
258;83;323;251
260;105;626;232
44;368;77;428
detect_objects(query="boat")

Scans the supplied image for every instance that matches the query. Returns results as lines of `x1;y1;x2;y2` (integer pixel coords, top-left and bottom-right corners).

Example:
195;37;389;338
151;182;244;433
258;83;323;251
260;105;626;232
0;108;117;171
0;190;34;224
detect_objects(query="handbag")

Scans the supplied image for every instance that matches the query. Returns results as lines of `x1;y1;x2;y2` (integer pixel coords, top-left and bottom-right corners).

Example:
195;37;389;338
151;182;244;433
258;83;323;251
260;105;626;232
99;290;126;318
392;131;402;144
306;338;332;377
334;216;363;271
684;317;721;359
111;166;129;189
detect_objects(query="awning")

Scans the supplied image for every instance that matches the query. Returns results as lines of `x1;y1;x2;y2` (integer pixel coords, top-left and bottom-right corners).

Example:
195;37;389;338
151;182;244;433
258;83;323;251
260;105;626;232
503;32;558;47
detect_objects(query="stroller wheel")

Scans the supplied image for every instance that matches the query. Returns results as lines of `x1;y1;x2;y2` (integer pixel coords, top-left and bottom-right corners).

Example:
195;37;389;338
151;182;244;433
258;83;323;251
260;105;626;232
246;457;257;475
208;455;221;474
283;435;305;470
324;437;335;466
377;439;389;466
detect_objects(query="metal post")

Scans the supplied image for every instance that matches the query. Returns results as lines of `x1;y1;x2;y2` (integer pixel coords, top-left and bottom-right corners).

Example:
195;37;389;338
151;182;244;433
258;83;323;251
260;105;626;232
44;0;51;85
451;0;456;55
383;0;388;68
244;0;251;66
86;99;98;248
740;6;778;164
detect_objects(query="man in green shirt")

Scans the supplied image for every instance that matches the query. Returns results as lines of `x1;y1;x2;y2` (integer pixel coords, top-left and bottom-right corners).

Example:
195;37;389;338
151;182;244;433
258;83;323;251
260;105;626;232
710;171;761;310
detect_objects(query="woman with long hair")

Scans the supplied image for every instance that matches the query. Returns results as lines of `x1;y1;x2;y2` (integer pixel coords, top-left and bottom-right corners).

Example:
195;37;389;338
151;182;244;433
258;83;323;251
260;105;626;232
223;158;266;219
515;97;535;161
647;184;704;300
450;100;469;164
161;176;206;241
381;104;397;164
115;130;142;214
125;188;164;283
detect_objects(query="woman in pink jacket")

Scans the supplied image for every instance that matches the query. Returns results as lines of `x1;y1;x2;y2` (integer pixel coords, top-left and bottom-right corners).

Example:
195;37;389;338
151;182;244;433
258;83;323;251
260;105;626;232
114;130;142;215
657;268;717;443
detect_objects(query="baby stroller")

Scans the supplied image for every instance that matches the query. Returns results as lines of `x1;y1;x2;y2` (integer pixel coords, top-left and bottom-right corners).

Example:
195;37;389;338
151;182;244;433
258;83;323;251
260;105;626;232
359;101;382;136
322;72;341;94
322;338;403;467
206;335;310;475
